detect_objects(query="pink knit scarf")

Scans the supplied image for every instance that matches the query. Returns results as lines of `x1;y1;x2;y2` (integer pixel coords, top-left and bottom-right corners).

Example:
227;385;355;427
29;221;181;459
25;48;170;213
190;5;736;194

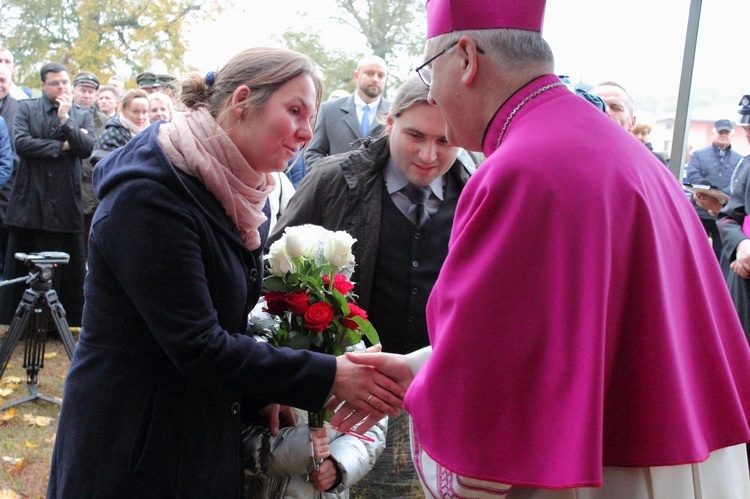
157;107;275;250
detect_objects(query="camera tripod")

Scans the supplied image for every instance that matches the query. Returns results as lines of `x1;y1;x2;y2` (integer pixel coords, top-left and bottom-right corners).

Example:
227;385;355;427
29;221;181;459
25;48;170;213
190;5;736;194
0;252;75;411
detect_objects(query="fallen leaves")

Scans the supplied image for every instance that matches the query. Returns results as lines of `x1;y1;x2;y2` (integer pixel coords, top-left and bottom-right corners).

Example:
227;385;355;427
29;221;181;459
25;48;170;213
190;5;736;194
1;456;24;468
22;413;54;427
0;408;55;427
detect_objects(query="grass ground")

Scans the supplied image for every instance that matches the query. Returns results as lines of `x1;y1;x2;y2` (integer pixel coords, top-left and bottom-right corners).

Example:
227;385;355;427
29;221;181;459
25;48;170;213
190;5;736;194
0;326;75;499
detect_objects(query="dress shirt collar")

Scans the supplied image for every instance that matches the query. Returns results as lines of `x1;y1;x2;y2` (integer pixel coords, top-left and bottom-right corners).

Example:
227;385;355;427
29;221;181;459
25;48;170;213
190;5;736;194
354;93;381;113
384;156;445;201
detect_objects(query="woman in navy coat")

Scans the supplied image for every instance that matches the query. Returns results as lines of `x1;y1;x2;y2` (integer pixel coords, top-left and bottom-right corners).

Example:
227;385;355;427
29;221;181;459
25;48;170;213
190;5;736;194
46;48;403;498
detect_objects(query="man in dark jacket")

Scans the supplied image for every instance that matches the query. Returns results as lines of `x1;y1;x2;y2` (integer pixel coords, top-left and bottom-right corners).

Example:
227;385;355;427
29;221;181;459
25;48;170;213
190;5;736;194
0;62;94;327
269;73;471;498
72;71;108;248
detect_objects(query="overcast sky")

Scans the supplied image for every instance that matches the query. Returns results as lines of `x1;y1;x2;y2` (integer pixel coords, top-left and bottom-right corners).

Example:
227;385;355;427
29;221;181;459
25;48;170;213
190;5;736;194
185;0;748;120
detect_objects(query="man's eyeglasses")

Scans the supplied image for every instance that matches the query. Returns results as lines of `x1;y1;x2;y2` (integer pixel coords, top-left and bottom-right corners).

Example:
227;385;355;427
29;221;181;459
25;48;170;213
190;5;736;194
415;41;484;87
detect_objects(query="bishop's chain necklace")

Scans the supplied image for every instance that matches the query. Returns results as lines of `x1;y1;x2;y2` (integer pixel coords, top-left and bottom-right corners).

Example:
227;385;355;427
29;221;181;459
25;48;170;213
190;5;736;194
495;82;565;149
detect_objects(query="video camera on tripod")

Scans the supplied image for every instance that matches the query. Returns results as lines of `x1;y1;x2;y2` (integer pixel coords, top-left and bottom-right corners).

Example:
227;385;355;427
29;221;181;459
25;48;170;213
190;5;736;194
13;251;70;282
0;251;75;410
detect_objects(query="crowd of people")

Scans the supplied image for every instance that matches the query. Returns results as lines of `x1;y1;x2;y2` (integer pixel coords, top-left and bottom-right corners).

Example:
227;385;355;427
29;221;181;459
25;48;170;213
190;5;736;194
0;54;179;326
1;0;750;498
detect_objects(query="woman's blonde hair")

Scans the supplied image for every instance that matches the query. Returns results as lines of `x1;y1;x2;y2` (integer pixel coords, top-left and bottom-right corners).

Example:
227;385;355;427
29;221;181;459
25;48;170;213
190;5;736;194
148;92;174;120
177;47;323;131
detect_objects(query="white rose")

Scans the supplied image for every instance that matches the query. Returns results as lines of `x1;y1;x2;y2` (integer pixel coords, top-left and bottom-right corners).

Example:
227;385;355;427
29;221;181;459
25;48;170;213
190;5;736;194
324;231;356;268
284;225;325;258
266;239;292;276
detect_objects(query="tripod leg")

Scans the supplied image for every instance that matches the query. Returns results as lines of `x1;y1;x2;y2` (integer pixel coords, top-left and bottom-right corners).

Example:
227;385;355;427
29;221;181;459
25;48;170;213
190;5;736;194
45;289;75;360
0;289;36;380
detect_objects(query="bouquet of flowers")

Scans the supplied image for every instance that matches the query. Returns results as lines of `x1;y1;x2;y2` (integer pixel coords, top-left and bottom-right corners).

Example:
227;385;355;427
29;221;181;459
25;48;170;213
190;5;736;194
251;224;379;427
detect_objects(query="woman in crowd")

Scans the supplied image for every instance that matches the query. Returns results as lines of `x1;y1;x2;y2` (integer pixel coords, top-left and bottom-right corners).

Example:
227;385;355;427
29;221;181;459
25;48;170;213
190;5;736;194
148;91;173;123
46;47;404;498
90;88;149;164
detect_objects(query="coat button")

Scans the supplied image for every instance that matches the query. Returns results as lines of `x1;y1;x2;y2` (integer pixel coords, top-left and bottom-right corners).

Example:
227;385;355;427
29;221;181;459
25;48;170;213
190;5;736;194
230;401;241;416
248;268;258;282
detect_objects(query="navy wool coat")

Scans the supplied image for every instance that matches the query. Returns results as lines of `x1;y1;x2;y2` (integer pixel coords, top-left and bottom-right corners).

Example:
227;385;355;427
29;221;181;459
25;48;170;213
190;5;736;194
47;124;337;498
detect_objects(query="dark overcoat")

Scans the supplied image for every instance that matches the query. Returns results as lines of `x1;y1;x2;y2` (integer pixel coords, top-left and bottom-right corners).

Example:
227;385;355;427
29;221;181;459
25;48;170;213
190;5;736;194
47;124;337;498
718;156;750;338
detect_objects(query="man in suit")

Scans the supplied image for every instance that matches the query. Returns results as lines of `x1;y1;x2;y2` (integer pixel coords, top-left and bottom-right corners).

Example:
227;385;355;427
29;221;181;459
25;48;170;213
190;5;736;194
304;55;390;169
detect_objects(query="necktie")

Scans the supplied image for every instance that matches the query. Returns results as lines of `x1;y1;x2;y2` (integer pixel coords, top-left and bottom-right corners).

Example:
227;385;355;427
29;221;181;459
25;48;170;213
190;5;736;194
360;104;370;137
403;183;431;228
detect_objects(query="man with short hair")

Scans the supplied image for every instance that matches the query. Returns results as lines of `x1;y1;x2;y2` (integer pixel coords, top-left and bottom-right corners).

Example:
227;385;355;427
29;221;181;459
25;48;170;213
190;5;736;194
590;80;636;132
0;62;94;327
304;55;390;169
345;0;750;494
685;118;743;260
96;85;119;118
0;47;30;100
106;75;124;97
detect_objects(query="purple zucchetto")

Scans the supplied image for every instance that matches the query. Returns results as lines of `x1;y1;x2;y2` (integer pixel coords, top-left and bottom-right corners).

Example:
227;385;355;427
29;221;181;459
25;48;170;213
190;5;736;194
426;0;547;39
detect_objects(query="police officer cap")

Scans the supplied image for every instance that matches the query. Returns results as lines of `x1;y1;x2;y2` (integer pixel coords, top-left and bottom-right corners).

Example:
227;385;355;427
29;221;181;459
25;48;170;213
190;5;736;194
156;73;177;89
136;71;160;89
73;71;100;90
738;95;750;127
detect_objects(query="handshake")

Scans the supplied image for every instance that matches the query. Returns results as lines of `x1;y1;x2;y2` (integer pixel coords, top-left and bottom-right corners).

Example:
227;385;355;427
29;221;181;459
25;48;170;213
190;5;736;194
326;346;429;434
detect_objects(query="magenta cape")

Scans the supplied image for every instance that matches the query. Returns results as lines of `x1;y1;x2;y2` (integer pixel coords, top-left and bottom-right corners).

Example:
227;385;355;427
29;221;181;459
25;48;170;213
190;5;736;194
404;74;750;488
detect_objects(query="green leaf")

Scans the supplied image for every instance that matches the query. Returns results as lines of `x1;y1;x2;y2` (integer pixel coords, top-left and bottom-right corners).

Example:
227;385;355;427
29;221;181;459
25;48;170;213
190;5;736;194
353;316;379;345
263;276;288;291
330;289;351;316
310;332;324;348
341;328;362;348
249;318;279;333
287;331;311;350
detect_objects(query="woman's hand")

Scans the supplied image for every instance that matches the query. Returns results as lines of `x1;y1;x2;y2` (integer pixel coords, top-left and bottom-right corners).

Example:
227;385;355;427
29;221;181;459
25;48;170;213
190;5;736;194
259;404;296;436
329;352;413;433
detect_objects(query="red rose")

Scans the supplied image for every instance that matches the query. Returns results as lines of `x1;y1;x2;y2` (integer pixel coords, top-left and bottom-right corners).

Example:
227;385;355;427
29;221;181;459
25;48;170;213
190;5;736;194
323;274;355;295
284;291;310;315
263;291;287;316
304;302;335;333
340;303;368;330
